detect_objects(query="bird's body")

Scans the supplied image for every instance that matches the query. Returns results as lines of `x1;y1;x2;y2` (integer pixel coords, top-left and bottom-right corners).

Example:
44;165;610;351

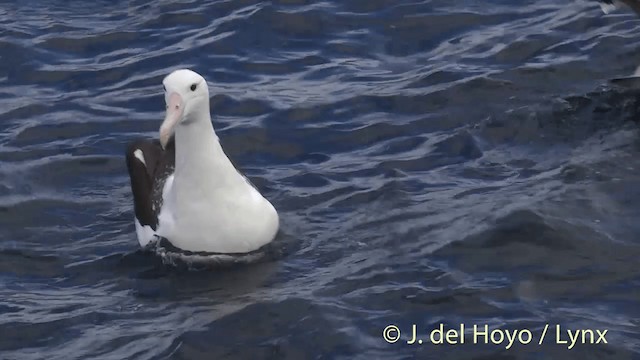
125;69;279;254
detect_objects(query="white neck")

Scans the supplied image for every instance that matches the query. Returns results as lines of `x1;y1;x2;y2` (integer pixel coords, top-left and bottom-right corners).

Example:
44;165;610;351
173;100;241;193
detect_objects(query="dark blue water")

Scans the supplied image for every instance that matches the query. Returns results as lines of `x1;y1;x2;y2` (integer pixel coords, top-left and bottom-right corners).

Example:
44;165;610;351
1;0;640;359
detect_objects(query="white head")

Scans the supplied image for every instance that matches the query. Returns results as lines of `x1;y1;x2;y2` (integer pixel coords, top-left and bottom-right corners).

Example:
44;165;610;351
159;69;210;148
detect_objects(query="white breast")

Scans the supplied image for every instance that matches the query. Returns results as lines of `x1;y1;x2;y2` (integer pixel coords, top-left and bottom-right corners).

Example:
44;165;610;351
156;172;278;253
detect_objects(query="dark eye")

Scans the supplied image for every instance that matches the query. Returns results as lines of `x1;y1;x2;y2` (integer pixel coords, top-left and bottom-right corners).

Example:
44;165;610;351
190;83;197;91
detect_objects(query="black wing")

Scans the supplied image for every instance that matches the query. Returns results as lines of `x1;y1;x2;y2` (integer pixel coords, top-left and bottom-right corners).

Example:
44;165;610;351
125;138;175;230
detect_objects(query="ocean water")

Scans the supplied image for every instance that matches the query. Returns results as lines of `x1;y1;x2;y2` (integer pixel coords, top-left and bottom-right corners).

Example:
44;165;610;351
1;0;640;359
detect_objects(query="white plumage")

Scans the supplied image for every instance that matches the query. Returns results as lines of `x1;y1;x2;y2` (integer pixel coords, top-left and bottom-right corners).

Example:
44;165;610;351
127;69;279;254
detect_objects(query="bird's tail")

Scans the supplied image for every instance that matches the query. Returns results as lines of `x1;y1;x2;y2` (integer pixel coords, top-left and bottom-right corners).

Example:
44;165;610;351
596;0;618;13
594;0;640;16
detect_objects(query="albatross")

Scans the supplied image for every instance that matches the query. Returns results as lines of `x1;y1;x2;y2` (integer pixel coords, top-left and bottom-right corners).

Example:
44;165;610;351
125;69;279;254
